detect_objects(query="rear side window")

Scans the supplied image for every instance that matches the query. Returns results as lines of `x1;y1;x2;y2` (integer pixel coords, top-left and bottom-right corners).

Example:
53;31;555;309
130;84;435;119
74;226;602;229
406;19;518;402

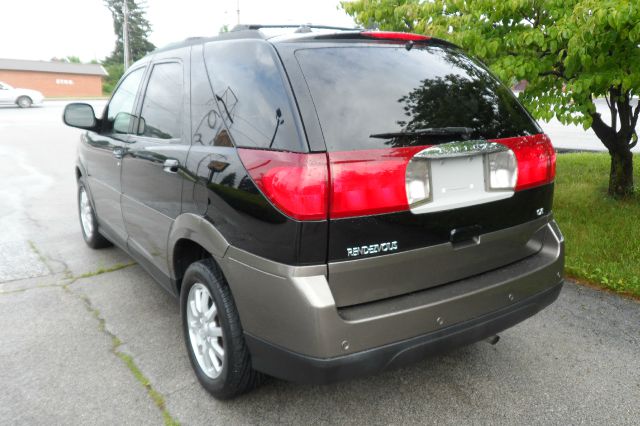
204;40;303;151
295;46;540;151
138;62;183;140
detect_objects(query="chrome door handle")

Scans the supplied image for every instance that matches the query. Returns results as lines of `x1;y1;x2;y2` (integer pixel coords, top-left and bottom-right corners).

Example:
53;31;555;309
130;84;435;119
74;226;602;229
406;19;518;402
163;159;179;173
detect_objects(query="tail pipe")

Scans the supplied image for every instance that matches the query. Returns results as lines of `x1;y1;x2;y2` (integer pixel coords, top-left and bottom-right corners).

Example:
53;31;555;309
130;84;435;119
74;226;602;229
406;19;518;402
485;335;500;345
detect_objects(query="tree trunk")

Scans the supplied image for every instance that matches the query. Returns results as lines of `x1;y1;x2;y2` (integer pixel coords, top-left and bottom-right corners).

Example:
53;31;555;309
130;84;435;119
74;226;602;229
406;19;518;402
609;148;634;197
590;95;637;198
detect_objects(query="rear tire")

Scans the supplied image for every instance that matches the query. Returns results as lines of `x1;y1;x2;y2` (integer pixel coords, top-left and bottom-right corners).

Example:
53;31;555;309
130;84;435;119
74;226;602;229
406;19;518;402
181;258;262;399
17;96;32;108
77;177;112;249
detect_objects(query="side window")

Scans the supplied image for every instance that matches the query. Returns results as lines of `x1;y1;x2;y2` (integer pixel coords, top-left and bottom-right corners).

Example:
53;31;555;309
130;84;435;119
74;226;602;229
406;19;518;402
191;45;226;147
138;62;183;140
106;67;145;134
203;40;302;151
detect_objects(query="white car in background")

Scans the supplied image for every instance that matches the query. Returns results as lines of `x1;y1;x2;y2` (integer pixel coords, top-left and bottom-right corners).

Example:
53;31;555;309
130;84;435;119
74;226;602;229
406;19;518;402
0;81;44;108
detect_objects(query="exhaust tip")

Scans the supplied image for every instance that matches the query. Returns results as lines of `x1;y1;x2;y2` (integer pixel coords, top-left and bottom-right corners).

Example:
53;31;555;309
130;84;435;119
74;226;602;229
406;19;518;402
485;335;500;345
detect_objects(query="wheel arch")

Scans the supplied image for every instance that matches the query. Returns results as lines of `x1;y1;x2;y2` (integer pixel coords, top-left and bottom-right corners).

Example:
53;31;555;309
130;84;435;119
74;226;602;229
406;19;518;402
16;95;32;105
75;163;98;215
168;213;230;294
75;161;88;180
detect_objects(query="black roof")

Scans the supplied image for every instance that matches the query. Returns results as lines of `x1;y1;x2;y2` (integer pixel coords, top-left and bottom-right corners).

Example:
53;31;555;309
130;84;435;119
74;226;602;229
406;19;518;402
152;30;265;54
152;25;456;55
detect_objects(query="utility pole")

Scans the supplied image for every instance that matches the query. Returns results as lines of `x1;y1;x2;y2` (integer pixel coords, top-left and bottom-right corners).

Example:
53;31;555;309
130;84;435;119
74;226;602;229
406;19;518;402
123;0;130;70
236;0;240;25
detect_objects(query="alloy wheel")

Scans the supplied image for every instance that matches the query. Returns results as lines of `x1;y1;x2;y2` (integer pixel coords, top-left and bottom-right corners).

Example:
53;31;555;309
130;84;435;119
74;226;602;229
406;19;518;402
79;187;94;238
187;283;225;378
18;97;32;108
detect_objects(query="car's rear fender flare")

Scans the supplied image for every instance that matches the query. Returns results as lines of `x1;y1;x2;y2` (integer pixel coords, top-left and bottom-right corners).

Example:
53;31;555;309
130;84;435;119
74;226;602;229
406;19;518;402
167;213;230;280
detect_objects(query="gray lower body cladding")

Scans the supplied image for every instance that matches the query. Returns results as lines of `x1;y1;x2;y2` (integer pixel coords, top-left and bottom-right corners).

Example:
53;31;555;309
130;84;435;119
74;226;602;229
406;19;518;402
217;218;564;380
245;282;562;384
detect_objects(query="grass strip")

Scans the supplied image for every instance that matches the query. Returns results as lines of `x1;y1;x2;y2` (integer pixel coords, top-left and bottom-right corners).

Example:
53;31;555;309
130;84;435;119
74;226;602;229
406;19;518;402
66;287;180;425
76;262;137;279
554;152;640;299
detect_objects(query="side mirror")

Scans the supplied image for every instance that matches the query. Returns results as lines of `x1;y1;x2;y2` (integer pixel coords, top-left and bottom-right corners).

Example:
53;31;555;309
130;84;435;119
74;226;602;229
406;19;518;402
63;103;97;130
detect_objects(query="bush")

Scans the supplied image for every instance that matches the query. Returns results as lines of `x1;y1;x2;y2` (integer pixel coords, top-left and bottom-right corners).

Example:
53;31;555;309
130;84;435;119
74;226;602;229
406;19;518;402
102;62;124;95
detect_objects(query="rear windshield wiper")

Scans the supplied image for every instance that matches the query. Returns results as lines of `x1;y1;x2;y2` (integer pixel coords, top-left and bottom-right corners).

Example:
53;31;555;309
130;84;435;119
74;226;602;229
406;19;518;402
369;127;474;139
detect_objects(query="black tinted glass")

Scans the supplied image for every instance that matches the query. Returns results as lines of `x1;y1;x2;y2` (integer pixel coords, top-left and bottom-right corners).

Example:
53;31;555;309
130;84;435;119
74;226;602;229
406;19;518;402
295;46;539;151
106;67;144;134
190;45;230;147
139;62;183;139
204;40;302;151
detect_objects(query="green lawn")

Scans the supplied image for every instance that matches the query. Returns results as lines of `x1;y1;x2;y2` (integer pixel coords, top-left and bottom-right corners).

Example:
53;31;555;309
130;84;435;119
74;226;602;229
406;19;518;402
553;152;640;298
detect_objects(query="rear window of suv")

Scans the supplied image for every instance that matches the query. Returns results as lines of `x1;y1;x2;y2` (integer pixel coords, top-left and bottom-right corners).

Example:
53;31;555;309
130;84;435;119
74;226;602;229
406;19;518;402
295;45;540;151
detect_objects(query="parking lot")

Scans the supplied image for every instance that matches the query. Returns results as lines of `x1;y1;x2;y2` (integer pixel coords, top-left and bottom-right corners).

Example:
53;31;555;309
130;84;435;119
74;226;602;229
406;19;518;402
1;101;639;425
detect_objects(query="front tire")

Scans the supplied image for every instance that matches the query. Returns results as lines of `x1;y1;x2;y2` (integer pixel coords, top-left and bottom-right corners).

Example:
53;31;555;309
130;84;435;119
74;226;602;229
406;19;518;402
17;96;32;108
181;259;262;399
77;177;112;249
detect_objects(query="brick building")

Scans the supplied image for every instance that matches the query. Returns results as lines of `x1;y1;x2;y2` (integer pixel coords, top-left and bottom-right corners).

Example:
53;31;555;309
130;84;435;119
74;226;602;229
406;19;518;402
0;58;108;97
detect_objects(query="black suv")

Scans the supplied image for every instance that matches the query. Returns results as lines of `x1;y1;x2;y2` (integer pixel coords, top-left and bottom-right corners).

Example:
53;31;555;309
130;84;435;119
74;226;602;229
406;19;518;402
63;26;564;399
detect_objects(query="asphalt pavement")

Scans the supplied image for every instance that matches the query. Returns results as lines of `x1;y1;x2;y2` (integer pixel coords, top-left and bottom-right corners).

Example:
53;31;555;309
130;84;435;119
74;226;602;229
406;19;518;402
0;101;639;425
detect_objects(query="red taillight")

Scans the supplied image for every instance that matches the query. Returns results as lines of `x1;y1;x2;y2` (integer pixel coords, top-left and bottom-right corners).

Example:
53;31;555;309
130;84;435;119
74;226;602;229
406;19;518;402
548;141;557;182
361;31;431;41
493;134;556;191
238;134;555;221
328;147;425;218
237;149;328;221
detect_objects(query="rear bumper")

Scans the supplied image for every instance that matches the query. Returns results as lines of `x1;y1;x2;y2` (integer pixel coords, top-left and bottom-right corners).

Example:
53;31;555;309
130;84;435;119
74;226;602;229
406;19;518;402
245;282;562;384
219;217;564;382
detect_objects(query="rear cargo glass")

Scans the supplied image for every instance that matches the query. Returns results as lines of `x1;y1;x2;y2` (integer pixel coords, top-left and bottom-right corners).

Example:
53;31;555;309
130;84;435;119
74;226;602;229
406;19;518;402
295;46;539;151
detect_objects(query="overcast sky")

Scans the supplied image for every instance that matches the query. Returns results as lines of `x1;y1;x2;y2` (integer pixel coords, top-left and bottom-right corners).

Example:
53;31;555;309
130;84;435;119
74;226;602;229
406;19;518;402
0;0;355;62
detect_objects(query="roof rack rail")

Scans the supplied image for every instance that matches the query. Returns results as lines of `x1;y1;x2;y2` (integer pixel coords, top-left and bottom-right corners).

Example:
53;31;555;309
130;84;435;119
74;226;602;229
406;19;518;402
231;24;360;33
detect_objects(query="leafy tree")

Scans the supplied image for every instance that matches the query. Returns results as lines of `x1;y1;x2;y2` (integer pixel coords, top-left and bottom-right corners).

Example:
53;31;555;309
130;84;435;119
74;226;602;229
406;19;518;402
104;0;155;65
102;62;125;95
342;0;640;197
50;56;81;63
102;0;154;94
